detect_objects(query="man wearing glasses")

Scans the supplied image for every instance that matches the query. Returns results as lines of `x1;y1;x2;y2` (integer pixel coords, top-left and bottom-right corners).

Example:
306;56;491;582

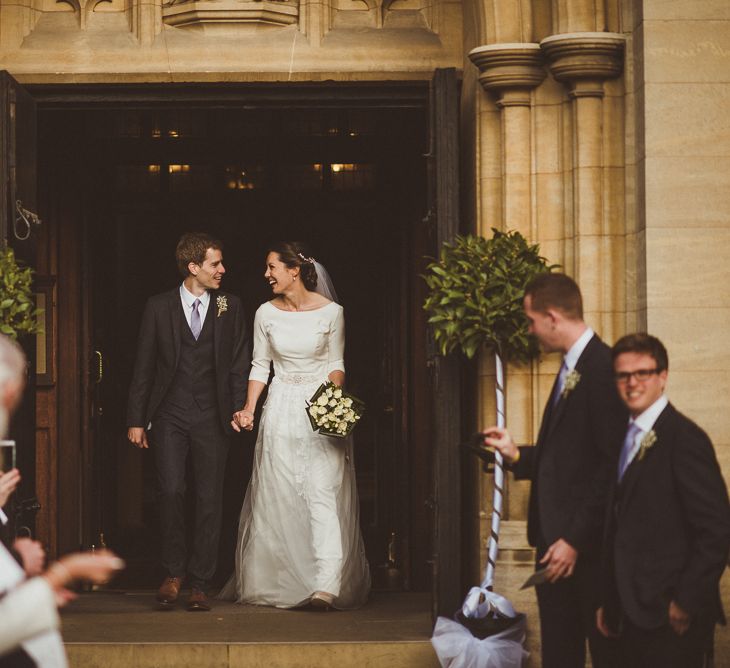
596;333;730;667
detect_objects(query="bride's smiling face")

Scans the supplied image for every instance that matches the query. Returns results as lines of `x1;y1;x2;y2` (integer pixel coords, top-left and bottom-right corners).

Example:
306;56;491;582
265;252;297;294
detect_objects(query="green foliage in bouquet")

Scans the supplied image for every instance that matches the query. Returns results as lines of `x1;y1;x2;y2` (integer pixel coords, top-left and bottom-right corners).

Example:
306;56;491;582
0;245;43;340
423;230;556;362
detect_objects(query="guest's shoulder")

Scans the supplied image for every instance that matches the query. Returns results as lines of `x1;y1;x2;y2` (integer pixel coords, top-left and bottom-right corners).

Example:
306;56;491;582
660;404;711;446
579;334;613;376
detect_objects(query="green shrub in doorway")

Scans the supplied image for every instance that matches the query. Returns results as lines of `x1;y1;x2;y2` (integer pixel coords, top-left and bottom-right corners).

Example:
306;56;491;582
0;245;42;339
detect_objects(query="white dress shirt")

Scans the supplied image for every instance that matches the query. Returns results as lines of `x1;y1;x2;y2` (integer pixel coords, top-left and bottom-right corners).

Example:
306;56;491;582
563;327;594;372
179;284;210;330
623;394;669;471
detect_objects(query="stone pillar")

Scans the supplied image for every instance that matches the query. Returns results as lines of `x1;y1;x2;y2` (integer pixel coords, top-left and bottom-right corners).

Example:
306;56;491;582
468;43;546;539
468;44;545;238
541;32;625;340
130;0;162;46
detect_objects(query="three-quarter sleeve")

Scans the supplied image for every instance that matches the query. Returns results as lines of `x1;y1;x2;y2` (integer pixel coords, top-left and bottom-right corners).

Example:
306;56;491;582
326;306;346;375
249;306;273;384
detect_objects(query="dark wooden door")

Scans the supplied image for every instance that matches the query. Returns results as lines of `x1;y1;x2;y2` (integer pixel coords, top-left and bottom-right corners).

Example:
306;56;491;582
427;68;464;619
0;71;39;536
66;102;429;587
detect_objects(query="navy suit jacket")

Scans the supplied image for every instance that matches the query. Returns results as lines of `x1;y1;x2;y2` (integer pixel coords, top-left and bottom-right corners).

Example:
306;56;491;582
126;288;250;433
511;334;628;557
601;403;730;630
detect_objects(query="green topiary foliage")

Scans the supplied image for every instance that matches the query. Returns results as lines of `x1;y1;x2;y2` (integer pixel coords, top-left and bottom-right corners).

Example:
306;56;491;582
0;246;43;340
423;229;557;362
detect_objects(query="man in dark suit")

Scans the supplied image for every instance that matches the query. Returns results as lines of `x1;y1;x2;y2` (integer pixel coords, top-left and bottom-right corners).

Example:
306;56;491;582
483;273;627;668
127;232;250;611
597;333;730;667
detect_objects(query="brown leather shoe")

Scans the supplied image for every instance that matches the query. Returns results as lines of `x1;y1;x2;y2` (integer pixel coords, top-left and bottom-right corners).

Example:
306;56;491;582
156;576;183;609
187;587;211;612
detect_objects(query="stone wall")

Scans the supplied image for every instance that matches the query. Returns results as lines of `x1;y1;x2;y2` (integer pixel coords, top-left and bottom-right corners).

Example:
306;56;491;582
463;1;730;663
0;0;463;80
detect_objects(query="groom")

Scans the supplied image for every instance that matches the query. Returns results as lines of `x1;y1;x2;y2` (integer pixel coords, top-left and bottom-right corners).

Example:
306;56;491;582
127;232;250;611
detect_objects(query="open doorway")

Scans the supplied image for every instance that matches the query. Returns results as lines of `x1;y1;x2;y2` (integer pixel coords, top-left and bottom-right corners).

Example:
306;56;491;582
37;96;437;591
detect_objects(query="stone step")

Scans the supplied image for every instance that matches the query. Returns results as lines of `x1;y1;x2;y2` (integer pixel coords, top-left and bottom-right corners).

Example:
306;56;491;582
62;591;440;668
66;641;439;668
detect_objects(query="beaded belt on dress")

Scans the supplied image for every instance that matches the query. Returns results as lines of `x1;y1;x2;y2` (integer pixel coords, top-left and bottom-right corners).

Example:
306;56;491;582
274;372;324;385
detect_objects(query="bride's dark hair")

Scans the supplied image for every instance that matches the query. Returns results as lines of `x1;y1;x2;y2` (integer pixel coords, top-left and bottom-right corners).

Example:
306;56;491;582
268;241;318;292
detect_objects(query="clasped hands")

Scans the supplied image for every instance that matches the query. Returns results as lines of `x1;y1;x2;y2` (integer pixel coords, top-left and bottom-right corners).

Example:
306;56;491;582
232;409;255;432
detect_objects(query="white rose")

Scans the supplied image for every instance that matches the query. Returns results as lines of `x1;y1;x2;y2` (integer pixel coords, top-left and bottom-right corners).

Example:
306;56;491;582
317;395;328;406
333;389;343;399
346;410;355;421
338;421;347;431
318;406;327;415
328;399;337;407
309;407;318;417
333;406;343;416
343;398;353;408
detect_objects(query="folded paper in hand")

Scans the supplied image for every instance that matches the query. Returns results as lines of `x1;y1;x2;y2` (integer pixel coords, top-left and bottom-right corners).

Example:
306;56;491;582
520;567;551;590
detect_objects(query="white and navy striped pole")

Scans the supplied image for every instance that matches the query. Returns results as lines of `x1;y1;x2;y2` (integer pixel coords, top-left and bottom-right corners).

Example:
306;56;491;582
461;352;516;620
482;351;505;590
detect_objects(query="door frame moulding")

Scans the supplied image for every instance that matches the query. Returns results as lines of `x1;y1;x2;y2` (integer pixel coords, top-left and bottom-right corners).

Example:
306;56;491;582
26;81;431;110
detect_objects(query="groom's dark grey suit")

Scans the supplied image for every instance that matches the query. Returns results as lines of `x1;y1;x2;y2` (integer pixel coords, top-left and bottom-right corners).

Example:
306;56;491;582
127;287;250;589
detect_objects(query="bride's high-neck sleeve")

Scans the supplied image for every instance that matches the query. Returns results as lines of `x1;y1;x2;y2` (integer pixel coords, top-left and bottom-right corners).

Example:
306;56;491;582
249;306;272;384
326;306;345;376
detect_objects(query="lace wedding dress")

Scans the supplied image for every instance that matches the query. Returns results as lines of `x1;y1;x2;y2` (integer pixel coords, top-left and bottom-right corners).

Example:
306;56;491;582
219;300;371;609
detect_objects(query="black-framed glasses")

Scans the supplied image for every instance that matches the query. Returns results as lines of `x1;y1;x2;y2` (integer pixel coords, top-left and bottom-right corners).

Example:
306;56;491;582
614;368;660;384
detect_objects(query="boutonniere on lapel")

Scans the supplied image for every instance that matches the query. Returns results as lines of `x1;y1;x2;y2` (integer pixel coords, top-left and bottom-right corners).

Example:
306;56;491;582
561;369;581;399
636;429;658;461
216;295;228;318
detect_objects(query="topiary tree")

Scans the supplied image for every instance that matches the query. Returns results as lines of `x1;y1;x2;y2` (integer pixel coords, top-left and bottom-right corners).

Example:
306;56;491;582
423;228;556;609
0;245;43;340
423;229;555;361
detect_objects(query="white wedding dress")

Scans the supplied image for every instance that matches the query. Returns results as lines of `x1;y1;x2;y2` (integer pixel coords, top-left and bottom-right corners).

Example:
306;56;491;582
220;300;371;609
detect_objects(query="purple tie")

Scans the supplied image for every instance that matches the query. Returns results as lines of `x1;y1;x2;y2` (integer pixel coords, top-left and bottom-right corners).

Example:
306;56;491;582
618;422;641;481
551;360;568;408
191;298;202;340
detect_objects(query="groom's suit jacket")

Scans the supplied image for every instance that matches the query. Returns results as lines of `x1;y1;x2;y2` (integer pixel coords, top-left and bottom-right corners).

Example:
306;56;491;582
511;334;628;557
601;403;730;630
126;288;250;433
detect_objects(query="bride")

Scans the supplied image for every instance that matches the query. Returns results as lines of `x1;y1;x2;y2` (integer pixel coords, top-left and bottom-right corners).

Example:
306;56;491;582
219;241;370;610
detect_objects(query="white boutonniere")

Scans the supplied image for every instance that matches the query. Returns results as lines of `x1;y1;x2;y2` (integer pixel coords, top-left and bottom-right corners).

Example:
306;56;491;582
636;430;657;461
216;295;228;318
561;369;581;399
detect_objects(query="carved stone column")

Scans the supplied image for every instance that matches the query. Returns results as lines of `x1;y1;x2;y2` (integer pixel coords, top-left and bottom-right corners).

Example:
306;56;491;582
131;0;162;45
468;44;545;238
541;32;625;338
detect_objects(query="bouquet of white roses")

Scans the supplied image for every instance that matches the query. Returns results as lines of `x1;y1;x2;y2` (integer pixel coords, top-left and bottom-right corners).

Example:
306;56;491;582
306;382;365;438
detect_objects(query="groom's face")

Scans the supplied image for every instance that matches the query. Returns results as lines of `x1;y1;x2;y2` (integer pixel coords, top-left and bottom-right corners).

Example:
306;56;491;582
190;247;225;290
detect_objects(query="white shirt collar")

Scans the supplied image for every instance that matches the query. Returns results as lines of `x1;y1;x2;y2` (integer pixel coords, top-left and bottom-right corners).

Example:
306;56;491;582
563;327;594;371
631;394;669;434
179;283;210;309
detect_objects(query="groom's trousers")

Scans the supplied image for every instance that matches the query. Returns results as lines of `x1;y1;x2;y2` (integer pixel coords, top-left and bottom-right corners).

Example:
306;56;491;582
152;404;229;590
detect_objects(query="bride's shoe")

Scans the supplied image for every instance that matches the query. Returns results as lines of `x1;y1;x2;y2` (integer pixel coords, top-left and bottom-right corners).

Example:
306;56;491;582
309;591;335;611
